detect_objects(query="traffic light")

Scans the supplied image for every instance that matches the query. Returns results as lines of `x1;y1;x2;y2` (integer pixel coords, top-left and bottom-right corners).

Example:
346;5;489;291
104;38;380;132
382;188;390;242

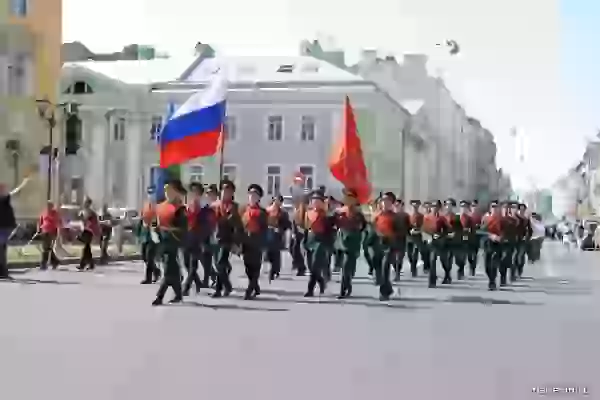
65;114;81;155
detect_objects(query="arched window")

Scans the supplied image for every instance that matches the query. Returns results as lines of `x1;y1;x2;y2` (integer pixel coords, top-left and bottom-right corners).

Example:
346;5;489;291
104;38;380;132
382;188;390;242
64;81;94;94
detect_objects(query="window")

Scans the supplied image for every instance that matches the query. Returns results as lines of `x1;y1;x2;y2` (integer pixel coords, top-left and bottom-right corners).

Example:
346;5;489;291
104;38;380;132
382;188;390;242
189;165;204;183
222;164;238;184
150;115;163;141
298;165;314;190
268;115;283;141
113;117;126;141
10;0;27;16
300;115;315;141
67;81;94;94
224;115;237;141
266;165;282;196
7;54;29;95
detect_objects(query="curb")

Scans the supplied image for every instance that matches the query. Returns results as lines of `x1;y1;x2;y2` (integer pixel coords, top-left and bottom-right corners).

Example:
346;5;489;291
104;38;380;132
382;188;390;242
8;254;142;270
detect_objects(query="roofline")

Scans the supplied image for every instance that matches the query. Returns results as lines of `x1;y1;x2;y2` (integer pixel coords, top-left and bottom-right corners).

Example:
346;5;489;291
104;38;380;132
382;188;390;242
149;80;376;91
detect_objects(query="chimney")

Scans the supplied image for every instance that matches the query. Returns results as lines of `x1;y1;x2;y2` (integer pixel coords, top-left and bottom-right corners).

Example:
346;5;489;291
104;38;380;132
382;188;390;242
194;42;215;57
360;49;377;65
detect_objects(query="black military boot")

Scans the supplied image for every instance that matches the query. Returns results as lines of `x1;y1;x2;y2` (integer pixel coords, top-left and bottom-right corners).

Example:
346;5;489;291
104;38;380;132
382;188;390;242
488;281;497;291
457;267;465;280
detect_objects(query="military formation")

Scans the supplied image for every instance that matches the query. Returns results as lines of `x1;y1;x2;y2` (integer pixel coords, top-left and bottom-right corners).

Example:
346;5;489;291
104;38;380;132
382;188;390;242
135;179;535;305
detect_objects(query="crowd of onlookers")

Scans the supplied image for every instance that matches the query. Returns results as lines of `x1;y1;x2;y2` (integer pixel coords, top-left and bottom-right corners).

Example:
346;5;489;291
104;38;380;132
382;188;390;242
545;217;599;250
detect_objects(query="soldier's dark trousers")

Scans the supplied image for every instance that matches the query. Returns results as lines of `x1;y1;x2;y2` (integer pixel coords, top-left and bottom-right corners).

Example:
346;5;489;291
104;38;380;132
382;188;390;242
339;251;358;297
291;231;306;275
40;233;59;270
266;249;281;281
500;245;516;285
407;241;420;277
514;242;527;277
200;249;215;286
305;247;327;295
484;242;502;289
154;247;183;303
78;231;94;270
421;246;431;273
428;243;444;287
323;248;333;282
440;247;453;283
453;246;468;279
468;240;480;275
141;242;160;283
183;249;203;295
0;241;8;278
393;242;407;281
99;231;111;264
363;241;375;275
333;249;343;272
213;246;233;296
376;248;395;299
243;247;263;299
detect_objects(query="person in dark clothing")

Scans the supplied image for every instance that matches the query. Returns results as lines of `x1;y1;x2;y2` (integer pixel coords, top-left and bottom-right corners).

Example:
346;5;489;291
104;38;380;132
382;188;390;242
152;179;187;306
0;176;31;278
240;184;268;299
98;204;114;264
77;197;100;271
137;198;161;284
265;195;291;281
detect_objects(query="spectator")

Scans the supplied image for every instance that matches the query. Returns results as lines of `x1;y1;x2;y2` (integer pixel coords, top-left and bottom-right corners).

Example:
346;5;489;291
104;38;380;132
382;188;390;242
0;175;32;278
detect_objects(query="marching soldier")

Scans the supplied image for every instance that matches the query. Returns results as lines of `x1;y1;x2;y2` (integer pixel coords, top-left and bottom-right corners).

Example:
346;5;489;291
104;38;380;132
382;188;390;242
333;188;366;299
362;197;379;277
265;195;291;282
500;201;519;285
481;200;503;290
407;199;424;277
514;203;532;278
454;200;475;280
240;184;268;300
468;199;483;276
205;184;219;285
441;198;460;283
38;201;61;270
77;197;100;271
183;182;204;295
211;179;242;298
152;179;187;305
392;199;410;281
372;192;403;300
422;200;448;288
291;195;308;276
98;204;114;264
137;197;161;284
303;190;335;297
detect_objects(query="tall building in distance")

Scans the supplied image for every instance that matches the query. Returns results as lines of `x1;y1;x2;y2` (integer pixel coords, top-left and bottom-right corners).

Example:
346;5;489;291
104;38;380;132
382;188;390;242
1;0;62;218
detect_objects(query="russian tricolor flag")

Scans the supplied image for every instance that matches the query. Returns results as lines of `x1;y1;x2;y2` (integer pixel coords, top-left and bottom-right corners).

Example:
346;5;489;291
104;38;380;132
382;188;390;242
159;61;228;168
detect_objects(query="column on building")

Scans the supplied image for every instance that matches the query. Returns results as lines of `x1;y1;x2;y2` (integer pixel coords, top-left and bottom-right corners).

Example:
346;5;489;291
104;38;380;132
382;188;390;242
86;115;108;204
126;113;143;208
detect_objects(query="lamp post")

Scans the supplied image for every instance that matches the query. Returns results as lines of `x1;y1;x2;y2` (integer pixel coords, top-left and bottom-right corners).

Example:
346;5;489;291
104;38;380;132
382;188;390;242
36;98;56;202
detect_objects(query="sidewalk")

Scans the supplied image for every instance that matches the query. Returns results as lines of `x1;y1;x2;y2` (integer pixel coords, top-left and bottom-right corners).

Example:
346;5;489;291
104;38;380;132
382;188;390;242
7;244;141;269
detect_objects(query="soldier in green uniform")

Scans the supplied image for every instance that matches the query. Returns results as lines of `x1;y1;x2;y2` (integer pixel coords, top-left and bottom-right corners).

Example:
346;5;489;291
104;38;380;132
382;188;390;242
205;184;219;287
453;200;475;280
407;199;424;277
500;201;519;285
265;195;292;281
137;197;161;284
152;179;187;306
240;184;268;300
333;188;366;299
303;190;335;297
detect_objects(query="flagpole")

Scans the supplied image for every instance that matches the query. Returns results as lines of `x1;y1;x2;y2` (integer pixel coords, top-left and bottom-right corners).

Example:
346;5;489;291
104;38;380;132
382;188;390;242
218;124;225;184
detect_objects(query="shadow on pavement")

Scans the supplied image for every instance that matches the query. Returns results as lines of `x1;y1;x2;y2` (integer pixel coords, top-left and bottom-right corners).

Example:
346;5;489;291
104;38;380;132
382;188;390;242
178;301;289;313
0;277;81;286
444;295;543;306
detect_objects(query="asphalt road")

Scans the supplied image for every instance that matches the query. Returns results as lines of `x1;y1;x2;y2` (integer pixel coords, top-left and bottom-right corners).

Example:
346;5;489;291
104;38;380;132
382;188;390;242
0;241;597;400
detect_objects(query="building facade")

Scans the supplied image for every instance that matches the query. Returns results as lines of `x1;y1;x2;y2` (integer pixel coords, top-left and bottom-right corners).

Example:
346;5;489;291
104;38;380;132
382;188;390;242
301;39;502;203
0;0;62;218
60;51;417;208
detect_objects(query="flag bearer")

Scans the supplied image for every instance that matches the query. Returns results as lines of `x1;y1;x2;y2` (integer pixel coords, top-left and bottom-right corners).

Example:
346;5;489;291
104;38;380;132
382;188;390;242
372;192;402;300
481;200;503;290
240;184;268;299
454;200;475;280
137;198;161;284
38;201;61;270
422;200;448;288
211;179;242;298
265;195;291;282
152;179;187;306
182;182;208;296
333;188;366;299
407;200;424;277
303;190;335;297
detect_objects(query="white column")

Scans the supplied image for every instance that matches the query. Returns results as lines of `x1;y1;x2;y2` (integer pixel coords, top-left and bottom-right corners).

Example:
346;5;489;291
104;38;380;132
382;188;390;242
126;115;143;208
86;116;107;204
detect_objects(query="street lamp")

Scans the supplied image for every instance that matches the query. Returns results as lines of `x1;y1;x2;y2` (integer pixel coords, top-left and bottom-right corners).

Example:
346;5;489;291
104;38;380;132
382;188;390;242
36;98;56;202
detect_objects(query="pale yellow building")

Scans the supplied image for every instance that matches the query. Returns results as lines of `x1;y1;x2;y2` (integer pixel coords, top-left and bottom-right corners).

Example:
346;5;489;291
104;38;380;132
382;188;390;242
0;0;62;219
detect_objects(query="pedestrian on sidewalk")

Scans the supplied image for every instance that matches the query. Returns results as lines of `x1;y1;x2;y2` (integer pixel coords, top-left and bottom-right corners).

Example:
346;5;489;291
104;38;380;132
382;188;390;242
0;175;32;278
